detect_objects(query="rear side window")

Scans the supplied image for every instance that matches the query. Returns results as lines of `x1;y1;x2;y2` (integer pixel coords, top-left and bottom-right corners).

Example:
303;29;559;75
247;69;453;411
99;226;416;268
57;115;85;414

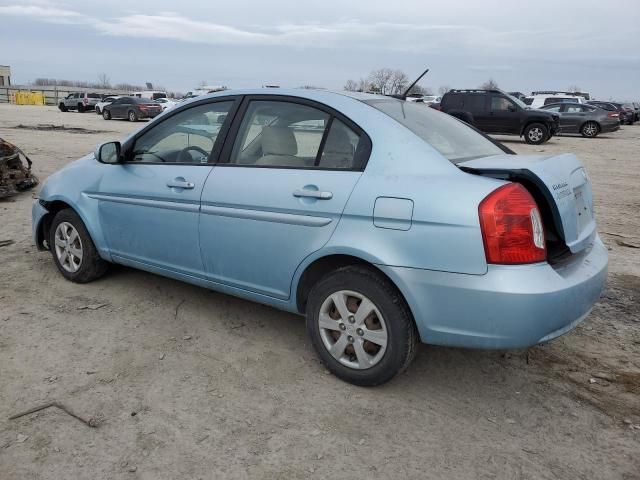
365;98;505;163
442;94;463;109
317;119;361;169
230;101;329;168
464;95;486;112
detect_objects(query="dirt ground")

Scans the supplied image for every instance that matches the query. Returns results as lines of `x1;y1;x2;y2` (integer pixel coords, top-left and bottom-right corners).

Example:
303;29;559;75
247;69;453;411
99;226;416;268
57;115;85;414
0;104;638;480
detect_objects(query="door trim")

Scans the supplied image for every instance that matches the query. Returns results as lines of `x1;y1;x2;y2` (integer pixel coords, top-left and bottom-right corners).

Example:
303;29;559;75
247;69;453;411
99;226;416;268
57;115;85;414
200;203;332;226
87;192;200;213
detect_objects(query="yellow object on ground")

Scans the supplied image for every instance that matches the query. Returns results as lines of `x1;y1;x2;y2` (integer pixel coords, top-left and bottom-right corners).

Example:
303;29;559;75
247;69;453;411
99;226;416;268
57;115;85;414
13;91;45;105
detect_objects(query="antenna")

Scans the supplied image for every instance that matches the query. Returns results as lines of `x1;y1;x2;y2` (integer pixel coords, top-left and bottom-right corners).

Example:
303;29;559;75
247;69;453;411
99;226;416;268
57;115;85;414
395;68;429;100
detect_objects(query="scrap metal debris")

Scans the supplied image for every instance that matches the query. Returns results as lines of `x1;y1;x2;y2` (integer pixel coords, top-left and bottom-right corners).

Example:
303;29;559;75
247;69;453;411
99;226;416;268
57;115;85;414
0;137;38;199
14;124;108;134
9;401;100;428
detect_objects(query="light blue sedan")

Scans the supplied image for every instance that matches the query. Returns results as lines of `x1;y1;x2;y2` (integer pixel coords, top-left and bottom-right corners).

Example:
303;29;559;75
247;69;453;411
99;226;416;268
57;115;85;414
32;89;608;385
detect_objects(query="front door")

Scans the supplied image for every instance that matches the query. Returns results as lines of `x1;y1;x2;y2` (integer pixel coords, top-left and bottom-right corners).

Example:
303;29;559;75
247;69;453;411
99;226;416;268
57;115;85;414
487;95;520;134
561;104;587;133
199;97;370;299
96;99;236;276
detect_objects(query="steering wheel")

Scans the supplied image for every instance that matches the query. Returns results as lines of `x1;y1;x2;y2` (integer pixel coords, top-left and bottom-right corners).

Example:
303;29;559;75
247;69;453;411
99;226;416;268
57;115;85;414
177;145;209;163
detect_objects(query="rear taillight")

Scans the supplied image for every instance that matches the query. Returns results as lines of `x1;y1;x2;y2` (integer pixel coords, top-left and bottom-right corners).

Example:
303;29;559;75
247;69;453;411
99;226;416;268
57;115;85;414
479;183;546;264
608;112;619;118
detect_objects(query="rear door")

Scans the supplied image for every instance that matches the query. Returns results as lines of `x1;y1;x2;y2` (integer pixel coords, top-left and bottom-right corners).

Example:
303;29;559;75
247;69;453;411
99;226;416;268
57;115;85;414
199;96;371;299
562;104;587;132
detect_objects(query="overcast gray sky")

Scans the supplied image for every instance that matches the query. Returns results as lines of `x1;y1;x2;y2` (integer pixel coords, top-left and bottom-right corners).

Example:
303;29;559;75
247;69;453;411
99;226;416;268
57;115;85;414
1;0;639;99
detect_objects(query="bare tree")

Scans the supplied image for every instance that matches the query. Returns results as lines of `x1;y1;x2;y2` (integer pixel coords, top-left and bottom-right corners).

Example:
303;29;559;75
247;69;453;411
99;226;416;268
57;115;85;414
368;68;394;94
438;85;451;95
97;73;111;89
344;79;359;91
344;78;370;92
568;85;582;93
480;78;499;90
388;70;409;95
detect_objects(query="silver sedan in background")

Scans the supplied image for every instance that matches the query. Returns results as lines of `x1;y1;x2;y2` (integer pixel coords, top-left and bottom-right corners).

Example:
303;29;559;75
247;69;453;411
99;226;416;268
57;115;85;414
539;102;620;137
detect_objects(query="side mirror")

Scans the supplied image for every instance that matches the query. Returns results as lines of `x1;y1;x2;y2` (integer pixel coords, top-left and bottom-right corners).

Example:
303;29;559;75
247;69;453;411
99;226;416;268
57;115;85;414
95;141;121;164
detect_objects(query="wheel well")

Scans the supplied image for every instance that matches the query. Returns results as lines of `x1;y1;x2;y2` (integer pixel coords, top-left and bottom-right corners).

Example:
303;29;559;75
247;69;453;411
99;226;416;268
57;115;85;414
37;200;73;249
295;254;406;315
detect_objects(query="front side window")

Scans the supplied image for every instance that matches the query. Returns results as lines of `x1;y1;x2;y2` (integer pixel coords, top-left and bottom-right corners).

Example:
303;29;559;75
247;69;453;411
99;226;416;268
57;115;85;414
131;101;233;164
491;96;514;112
543;104;562;112
365;98;505;163
230;101;329;168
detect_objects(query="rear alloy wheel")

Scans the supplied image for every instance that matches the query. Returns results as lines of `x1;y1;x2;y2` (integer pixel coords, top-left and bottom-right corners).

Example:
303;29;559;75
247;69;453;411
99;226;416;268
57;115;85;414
524;123;549;145
103;109;111;120
581;121;599;138
77;103;85;113
306;266;418;386
128;110;138;122
48;209;108;283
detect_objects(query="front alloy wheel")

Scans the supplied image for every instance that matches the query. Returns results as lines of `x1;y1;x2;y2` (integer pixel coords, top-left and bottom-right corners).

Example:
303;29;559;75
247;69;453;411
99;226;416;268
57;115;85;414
48;209;109;283
524;123;549;145
54;221;83;273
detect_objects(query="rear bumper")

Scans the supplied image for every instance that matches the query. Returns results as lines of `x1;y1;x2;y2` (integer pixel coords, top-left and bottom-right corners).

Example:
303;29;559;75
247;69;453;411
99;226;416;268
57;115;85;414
379;236;608;349
600;122;620;133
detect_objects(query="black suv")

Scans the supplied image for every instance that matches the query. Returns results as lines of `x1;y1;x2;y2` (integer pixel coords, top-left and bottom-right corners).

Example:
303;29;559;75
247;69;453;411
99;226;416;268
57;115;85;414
440;89;560;145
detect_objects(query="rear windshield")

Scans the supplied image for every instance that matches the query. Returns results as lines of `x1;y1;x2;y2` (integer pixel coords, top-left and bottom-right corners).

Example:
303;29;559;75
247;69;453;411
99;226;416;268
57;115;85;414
364;99;505;163
88;93;101;98
152;93;167;100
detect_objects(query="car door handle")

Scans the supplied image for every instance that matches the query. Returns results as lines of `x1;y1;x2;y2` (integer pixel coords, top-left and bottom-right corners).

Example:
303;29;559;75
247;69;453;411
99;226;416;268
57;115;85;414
293;189;333;200
167;180;195;189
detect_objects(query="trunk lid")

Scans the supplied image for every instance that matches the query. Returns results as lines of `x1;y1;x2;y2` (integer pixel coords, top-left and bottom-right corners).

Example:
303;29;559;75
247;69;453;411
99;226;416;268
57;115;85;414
458;153;596;254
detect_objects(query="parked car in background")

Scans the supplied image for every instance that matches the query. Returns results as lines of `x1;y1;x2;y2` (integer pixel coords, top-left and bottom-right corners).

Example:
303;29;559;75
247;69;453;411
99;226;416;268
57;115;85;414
607;103;636;125
421;95;442;105
526;93;587;109
95;96;122;115
32;88;607;386
539;103;619;137
184;86;228;99
155;97;178;111
102;97;162;121
58;92;102;112
132;91;168;100
440;89;560;144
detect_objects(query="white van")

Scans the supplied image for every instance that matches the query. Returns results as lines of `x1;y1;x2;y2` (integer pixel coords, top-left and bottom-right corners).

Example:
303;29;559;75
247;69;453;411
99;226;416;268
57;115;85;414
525;92;587;109
131;91;168;100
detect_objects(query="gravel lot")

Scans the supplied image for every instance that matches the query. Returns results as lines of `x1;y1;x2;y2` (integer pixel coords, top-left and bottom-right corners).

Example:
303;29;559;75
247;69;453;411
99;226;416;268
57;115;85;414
1;104;638;479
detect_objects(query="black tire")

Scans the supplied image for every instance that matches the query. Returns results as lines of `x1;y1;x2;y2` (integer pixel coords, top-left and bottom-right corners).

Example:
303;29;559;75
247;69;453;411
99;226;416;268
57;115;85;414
59;103;67;112
523;123;549;145
48;209;109;283
128;110;138;122
580;121;599;138
95;107;101;115
306;266;418;386
103;109;111;120
77;103;85;113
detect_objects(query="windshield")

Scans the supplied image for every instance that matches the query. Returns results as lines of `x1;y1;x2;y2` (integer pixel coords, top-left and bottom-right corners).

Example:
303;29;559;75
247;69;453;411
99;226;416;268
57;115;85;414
365;99;505;163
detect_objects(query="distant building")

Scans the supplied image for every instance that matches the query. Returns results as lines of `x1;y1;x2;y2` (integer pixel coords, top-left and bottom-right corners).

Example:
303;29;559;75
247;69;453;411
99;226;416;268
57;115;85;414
0;65;10;86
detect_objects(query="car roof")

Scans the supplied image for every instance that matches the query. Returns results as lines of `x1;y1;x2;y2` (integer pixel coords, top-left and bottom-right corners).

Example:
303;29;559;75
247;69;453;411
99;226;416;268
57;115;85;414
183;88;388;108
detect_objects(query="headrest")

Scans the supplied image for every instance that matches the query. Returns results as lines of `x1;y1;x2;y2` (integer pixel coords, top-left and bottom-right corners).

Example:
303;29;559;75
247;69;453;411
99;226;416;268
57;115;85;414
262;126;297;156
